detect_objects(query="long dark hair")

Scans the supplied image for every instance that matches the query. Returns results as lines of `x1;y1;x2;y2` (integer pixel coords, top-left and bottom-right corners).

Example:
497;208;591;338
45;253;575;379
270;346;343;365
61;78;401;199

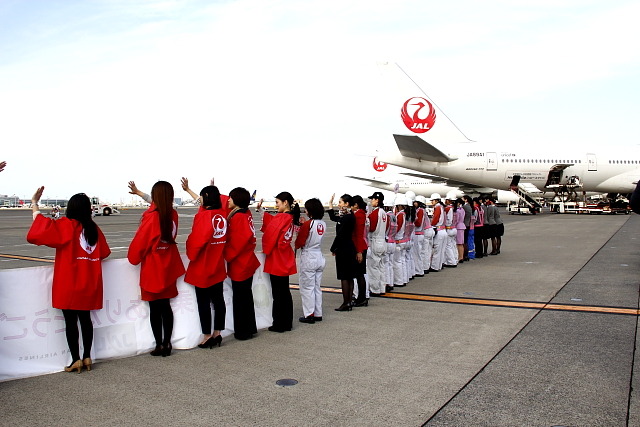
66;193;98;246
200;185;221;210
275;191;300;226
151;181;176;244
404;205;415;222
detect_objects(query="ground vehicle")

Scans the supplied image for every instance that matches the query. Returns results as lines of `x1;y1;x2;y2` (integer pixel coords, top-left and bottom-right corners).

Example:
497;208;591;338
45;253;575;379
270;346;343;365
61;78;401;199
90;197;119;216
549;200;630;214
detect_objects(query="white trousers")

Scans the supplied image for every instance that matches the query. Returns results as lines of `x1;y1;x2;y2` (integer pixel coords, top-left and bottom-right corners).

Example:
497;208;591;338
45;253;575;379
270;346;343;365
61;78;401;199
404;239;414;281
444;229;458;266
393;243;407;285
367;238;386;294
412;233;425;275
431;229;447;271
385;242;395;288
299;250;325;317
423;228;435;271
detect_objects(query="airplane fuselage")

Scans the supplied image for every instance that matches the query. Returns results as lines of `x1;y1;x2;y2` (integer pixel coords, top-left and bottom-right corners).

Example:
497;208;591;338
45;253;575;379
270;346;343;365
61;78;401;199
379;143;640;194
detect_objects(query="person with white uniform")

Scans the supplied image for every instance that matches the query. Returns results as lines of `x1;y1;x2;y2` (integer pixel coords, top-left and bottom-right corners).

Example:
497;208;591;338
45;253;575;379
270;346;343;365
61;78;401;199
404;191;416;281
420;196;435;274
366;192;388;297
384;200;397;293
429;193;446;272
295;198;326;323
412;196;429;277
393;195;409;286
443;195;458;268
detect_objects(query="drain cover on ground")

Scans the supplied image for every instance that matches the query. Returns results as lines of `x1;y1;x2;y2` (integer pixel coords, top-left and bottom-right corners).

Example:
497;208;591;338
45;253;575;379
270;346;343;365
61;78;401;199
276;379;298;387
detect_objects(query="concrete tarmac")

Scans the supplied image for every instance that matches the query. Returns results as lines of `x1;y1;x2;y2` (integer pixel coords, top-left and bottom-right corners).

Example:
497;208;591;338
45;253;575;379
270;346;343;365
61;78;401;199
0;208;638;426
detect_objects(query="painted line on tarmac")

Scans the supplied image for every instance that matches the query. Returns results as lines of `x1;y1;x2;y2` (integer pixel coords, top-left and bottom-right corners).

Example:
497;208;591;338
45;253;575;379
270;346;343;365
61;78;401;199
297;285;639;316
0;254;54;263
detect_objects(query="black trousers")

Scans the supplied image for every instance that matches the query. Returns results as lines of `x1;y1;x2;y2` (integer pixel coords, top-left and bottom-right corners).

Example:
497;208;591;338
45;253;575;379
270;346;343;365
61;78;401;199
269;274;293;331
62;309;93;361
195;283;226;334
231;278;257;339
148;298;173;346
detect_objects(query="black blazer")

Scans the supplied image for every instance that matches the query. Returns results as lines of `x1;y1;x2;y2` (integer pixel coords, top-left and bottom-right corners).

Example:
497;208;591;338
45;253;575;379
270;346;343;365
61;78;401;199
327;209;356;254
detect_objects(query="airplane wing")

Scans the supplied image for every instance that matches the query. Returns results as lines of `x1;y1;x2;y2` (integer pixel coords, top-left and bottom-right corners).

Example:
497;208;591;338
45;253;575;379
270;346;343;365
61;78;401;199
393;134;458;163
400;172;485;190
400;172;448;183
345;176;392;186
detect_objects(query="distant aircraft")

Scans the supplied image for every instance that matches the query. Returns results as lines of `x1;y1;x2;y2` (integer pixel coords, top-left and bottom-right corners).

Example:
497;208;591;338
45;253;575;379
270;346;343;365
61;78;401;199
375;62;640;202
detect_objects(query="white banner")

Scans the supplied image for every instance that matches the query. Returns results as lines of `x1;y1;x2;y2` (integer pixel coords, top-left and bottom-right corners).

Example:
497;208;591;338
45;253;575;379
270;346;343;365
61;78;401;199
0;254;273;382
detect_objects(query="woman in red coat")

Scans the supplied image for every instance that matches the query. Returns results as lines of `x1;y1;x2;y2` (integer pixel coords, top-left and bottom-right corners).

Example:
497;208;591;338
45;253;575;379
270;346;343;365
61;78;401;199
128;181;185;357
258;191;299;333
224;187;261;340
351;195;369;307
185;185;227;349
27;187;111;373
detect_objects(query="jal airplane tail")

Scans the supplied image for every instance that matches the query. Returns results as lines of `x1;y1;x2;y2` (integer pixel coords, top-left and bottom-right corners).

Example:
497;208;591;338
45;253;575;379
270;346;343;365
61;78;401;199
377;62;473;163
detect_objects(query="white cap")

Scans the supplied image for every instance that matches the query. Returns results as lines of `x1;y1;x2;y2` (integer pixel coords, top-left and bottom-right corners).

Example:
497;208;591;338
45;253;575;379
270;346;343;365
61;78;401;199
394;195;408;206
404;190;416;202
415;195;427;205
430;193;442;200
445;191;458;201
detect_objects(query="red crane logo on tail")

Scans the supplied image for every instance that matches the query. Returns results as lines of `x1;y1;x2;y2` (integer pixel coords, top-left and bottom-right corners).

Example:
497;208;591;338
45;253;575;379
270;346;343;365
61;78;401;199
401;97;436;133
373;157;387;172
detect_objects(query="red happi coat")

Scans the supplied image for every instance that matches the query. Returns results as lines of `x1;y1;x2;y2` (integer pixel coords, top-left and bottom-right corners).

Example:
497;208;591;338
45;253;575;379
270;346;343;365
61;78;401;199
352;209;368;253
224;208;261;281
26;214;111;310
128;207;185;301
185;207;227;288
261;211;296;276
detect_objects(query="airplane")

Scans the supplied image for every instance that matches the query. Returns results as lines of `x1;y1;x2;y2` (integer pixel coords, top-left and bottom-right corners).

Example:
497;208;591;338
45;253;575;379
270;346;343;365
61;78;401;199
348;157;520;203
374;63;640;203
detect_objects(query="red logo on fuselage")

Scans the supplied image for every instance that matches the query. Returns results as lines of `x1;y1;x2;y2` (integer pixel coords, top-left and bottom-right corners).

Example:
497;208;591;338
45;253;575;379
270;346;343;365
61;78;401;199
401;97;436;133
373;157;387;172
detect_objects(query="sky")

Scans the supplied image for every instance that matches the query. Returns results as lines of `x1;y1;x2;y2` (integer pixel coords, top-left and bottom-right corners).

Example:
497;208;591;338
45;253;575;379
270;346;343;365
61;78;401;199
1;0;639;203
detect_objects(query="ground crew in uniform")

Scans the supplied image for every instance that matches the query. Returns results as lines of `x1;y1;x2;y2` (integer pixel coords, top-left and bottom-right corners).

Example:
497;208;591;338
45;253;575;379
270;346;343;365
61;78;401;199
454;198;466;263
404;191;417;281
412;196;428;277
393;194;409;286
295;198;326;324
384;200;397;293
429;193;446;271
443;196;458;268
366;192;388;296
420;196;435;274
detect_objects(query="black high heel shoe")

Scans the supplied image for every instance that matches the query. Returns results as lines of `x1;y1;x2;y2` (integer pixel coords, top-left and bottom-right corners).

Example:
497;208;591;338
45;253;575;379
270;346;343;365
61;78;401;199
150;345;163;357
198;335;222;349
162;342;172;357
353;299;369;307
335;303;352;312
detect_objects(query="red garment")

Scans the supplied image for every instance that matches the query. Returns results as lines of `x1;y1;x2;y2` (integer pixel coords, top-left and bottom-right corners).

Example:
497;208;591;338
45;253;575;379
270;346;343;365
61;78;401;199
396;211;405;230
368;208;379;232
294;219;312;250
414;208;424;227
128;207;185;301
224;209;260;281
199;194;231;216
27;215;111;310
431;205;441;226
261;212;296;276
185;208;227;288
352;209;368;253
